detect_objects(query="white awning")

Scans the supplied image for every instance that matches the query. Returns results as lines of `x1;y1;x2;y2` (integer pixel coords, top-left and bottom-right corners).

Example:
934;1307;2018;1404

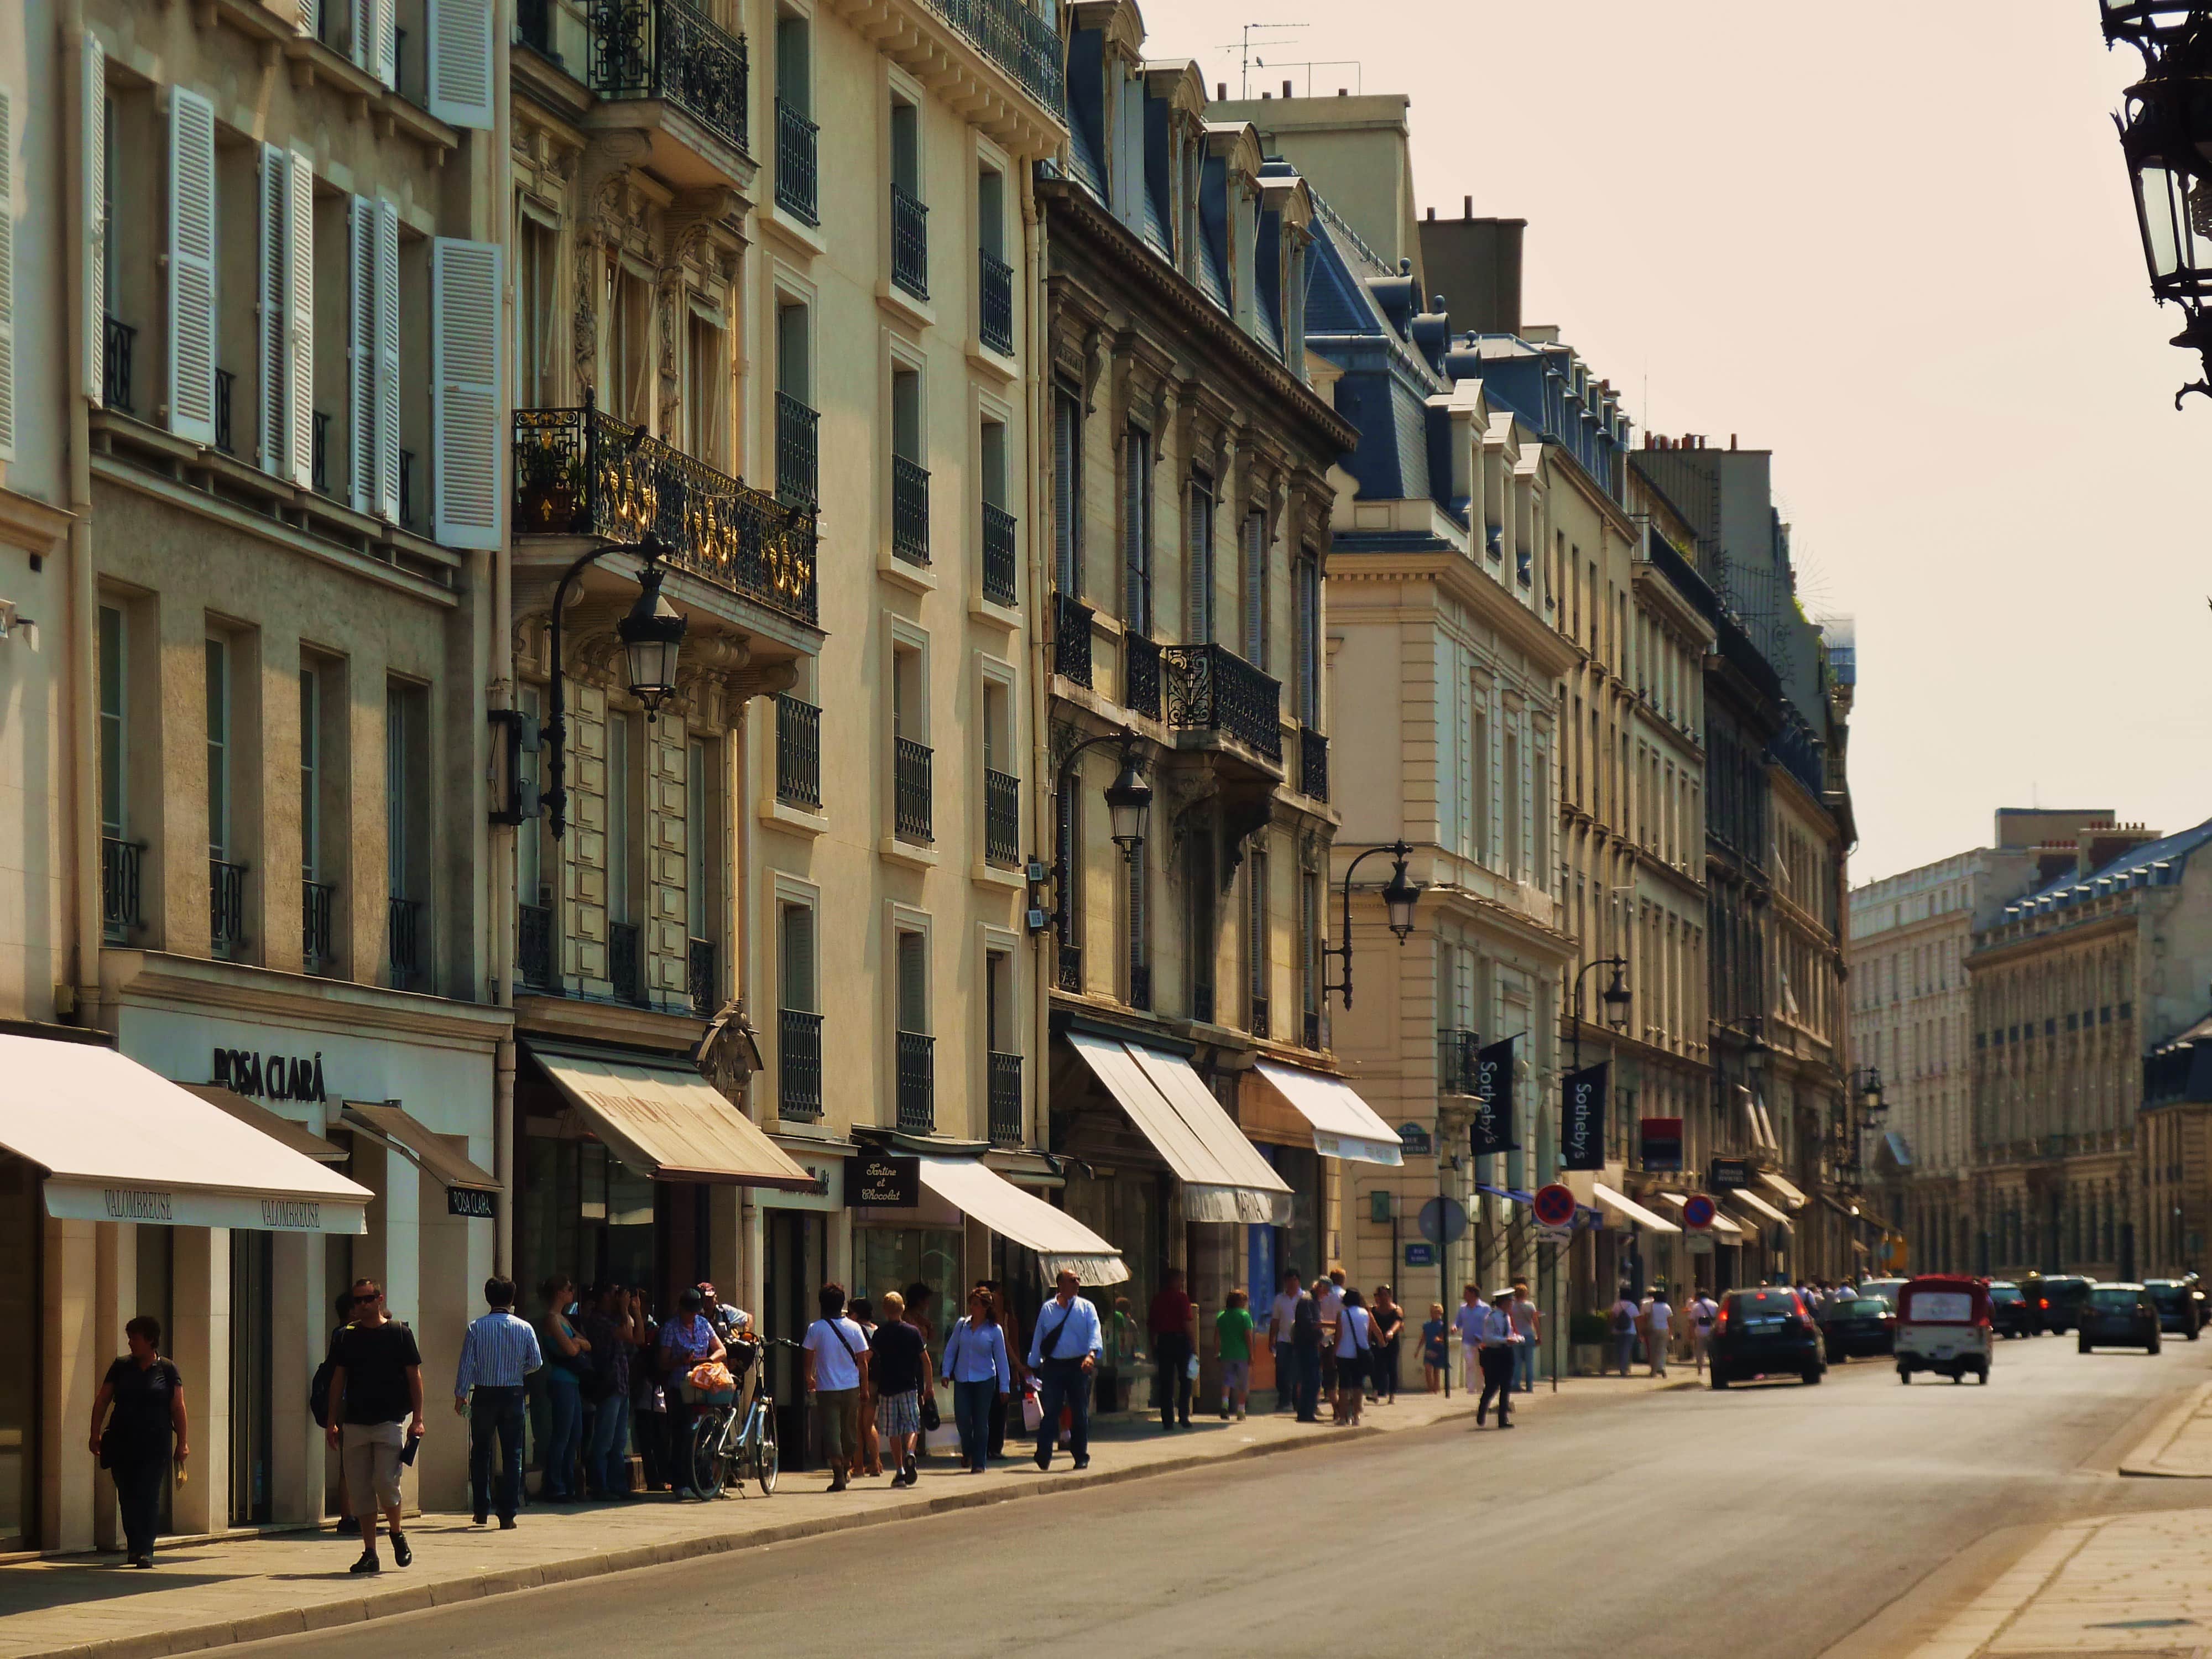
915;1156;1128;1286
1251;1061;1402;1166
1658;1191;1745;1237
529;1043;819;1191
1592;1182;1681;1234
0;1037;369;1234
1731;1187;1794;1232
341;1102;500;1193
1067;1033;1292;1224
1760;1171;1809;1209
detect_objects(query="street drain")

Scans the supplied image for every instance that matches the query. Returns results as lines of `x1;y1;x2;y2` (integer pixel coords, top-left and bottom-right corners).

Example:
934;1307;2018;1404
2084;1618;2195;1629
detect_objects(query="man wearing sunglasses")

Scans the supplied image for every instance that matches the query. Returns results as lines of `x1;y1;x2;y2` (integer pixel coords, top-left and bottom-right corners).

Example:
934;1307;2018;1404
324;1279;425;1574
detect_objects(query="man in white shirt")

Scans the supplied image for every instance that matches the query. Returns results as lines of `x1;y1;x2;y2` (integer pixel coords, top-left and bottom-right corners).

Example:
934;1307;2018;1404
1689;1288;1719;1375
1644;1288;1674;1377
1267;1270;1308;1415
1475;1287;1521;1427
1314;1272;1346;1401
801;1284;870;1493
1453;1285;1488;1392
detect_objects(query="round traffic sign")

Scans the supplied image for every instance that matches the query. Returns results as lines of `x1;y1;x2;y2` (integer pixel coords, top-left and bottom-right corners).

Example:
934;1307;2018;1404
1682;1194;1717;1231
1417;1196;1468;1244
1532;1183;1576;1228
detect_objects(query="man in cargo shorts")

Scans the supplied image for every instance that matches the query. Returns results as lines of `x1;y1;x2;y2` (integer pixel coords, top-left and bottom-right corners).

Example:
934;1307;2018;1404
324;1279;424;1575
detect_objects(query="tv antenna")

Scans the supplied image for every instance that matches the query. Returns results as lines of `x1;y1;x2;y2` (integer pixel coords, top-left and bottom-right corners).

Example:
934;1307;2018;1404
1220;22;1309;98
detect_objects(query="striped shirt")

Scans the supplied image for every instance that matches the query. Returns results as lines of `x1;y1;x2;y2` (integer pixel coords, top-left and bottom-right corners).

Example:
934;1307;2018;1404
454;1310;543;1396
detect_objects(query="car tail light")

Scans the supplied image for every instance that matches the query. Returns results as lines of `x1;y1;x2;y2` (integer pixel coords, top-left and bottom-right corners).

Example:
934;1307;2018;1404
2039;1298;2049;1309
1716;1304;1731;1332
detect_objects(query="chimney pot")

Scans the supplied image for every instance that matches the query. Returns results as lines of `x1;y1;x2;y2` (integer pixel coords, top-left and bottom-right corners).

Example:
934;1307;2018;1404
1337;87;1348;96
1463;194;1473;217
1282;79;1292;98
1426;206;1435;221
1217;81;1227;100
1730;432;1738;450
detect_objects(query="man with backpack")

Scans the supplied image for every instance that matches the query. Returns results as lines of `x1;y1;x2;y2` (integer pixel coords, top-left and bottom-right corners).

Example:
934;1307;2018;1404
1609;1286;1642;1376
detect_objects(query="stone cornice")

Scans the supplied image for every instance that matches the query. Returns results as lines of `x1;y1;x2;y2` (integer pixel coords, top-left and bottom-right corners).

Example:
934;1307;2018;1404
102;951;512;1051
0;488;72;552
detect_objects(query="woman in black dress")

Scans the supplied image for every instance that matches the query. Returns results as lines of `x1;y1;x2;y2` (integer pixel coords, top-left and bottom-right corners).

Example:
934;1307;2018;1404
89;1316;187;1567
1369;1286;1405;1404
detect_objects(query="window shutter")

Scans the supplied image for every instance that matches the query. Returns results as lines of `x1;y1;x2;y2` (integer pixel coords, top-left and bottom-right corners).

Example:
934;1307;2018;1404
359;0;397;87
896;932;926;1031
82;33;105;405
1185;481;1211;644
347;196;375;510
1241;511;1265;666
427;0;494;129
257;145;286;477
1122;429;1146;633
780;906;815;1012
1297;554;1318;722
0;87;14;462
1052;389;1076;593
432;236;503;549
284;151;315;489
373;197;400;520
166;87;218;446
1126;847;1145;972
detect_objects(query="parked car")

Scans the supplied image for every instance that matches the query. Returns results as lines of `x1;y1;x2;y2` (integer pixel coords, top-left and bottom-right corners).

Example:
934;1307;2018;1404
1989;1281;2035;1338
2144;1279;2203;1339
1856;1277;1907;1311
1818;1295;1897;1362
1710;1286;1824;1389
2077;1284;2161;1354
2035;1275;2095;1334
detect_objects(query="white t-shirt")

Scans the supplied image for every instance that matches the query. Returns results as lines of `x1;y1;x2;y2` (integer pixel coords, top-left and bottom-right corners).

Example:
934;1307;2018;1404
804;1316;869;1392
1455;1302;1487;1347
1335;1303;1373;1358
1646;1301;1674;1336
1509;1297;1537;1335
1270;1291;1307;1344
1692;1296;1718;1329
1315;1284;1345;1327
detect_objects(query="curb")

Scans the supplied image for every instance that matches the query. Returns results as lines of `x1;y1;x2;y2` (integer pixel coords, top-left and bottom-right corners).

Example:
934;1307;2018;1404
2116;1379;2212;1478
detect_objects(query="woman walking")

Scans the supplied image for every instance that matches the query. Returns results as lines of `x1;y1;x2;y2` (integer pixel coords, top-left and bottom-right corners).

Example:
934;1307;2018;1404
537;1277;589;1501
847;1296;883;1479
1369;1287;1404;1404
941;1287;1011;1473
1333;1290;1374;1426
90;1316;186;1568
1421;1302;1449;1392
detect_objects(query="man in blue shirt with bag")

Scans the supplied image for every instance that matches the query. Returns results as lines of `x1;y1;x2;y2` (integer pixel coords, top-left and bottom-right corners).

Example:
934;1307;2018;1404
1027;1267;1102;1472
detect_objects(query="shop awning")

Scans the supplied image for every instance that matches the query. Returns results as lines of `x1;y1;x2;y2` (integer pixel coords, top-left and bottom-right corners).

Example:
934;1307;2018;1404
341;1102;500;1193
1250;1061;1402;1165
1067;1033;1292;1224
0;1037;368;1234
915;1155;1129;1286
1477;1183;1533;1207
1659;1190;1745;1237
1592;1182;1681;1234
1731;1188;1794;1232
178;1084;346;1164
1760;1171;1809;1209
528;1043;819;1191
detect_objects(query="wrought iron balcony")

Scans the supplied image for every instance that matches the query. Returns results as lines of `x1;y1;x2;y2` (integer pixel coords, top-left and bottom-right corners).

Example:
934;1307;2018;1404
776;693;821;810
588;0;750;158
1053;593;1093;687
780;1009;824;1119
388;896;424;989
894;736;933;842
302;879;336;972
1249;996;1270;1041
1057;942;1082;993
609;920;644;1005
775;98;818;224
915;0;1065;114
979;248;1014;353
1303;1009;1322;1050
891;455;930;564
891;183;929;299
688;937;717;1015
984;769;1020;868
102;317;135;414
982;501;1018;606
513;399;818;627
1437;1027;1481;1095
775;391;818;510
210;859;248;955
1161;643;1282;761
1300;725;1329;801
988;1051;1023;1147
518;901;555;989
215;369;236;455
896;1029;935;1132
1124;633;1161;720
1128;961;1151;1012
101;837;142;938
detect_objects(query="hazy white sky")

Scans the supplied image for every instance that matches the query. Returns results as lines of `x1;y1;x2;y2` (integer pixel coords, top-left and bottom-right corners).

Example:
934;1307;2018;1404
1141;1;2204;886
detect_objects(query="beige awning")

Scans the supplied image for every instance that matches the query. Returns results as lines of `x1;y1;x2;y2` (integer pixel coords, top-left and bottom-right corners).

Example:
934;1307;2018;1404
529;1044;819;1191
341;1102;500;1193
1250;1061;1402;1166
1760;1170;1809;1209
1592;1182;1681;1234
1;1037;368;1234
1067;1032;1292;1224
915;1155;1128;1286
178;1084;346;1164
1659;1190;1745;1237
1731;1187;1794;1232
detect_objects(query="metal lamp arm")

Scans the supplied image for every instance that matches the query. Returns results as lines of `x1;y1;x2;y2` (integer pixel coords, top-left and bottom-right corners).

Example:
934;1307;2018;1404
1048;733;1139;931
544;539;661;841
1321;839;1412;1011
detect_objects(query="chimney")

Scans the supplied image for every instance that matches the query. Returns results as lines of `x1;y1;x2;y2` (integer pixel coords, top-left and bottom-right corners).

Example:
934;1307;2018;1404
1729;433;1738;450
1261;90;1271;99
1282;79;1292;98
1217;81;1227;100
1426;206;1436;221
1337;87;1348;96
1463;194;1473;217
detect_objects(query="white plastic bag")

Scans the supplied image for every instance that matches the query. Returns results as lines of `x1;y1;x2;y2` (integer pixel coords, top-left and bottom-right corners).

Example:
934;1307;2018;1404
1021;1386;1043;1433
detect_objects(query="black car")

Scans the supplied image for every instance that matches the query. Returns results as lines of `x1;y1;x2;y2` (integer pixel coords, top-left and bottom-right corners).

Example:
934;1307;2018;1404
2036;1275;2095;1334
1989;1281;2034;1338
2144;1279;2203;1339
1818;1295;1897;1361
1710;1286;1824;1389
2078;1284;2161;1354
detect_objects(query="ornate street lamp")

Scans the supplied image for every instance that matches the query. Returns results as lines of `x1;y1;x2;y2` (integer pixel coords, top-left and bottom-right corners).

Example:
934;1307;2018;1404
2103;2;2212;401
542;533;689;839
1850;1065;1888;1119
1564;956;1632;1070
1102;747;1153;856
1321;839;1421;1011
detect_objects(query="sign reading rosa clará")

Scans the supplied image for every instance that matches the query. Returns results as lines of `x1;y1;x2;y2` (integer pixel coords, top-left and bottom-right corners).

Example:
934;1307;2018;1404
846;1154;920;1208
212;1047;326;1103
447;1188;497;1219
1470;1036;1519;1156
1561;1063;1608;1171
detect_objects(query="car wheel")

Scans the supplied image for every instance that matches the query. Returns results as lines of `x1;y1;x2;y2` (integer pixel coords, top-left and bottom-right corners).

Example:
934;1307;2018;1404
1802;1367;1822;1386
2150;1338;2163;1355
1710;1372;1729;1391
2078;1338;2093;1354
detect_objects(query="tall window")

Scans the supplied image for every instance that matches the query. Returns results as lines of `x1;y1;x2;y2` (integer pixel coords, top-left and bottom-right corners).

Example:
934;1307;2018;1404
519;684;546;909
1186;474;1214;643
98;606;126;841
299;666;319;883
1504;731;1522;878
1245;845;1270;1034
387;687;410;899
606;711;636;925
518;214;557;407
1294;549;1319;724
685;311;726;464
687;737;711;946
385;681;429;987
778;900;821;1118
206;638;231;862
1123;427;1151;634
1125;842;1149;1008
609;264;653;426
1240;510;1267;667
1470;694;1491;864
781;904;817;1016
896;928;928;1034
1186;816;1215;1020
1300;868;1322;1041
1053;385;1082;593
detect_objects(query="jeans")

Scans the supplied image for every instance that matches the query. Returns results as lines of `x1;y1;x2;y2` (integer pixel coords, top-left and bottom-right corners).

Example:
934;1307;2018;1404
114;1455;165;1559
587;1391;630;1494
468;1385;526;1520
1373;1342;1399;1400
1292;1345;1322;1421
1613;1333;1637;1376
542;1366;583;1498
1515;1342;1536;1392
1152;1334;1192;1426
1275;1342;1295;1412
1478;1347;1516;1425
953;1378;998;1472
987;1385;1008;1458
1034;1359;1091;1465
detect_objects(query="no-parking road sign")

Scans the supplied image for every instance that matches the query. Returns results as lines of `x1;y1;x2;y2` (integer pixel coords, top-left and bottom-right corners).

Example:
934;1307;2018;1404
1682;1193;1717;1231
1532;1183;1576;1229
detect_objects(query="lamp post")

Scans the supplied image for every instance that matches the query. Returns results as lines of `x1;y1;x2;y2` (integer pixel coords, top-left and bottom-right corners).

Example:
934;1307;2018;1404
542;532;688;840
1050;732;1152;940
1564;955;1631;1071
2101;1;2212;402
1321;839;1420;1011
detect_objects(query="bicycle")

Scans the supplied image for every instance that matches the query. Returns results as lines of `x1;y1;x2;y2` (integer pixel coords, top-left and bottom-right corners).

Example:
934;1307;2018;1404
684;1335;799;1499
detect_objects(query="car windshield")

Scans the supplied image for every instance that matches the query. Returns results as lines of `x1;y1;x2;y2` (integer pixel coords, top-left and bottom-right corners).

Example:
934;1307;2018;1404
1991;1286;2025;1304
1728;1291;1797;1315
2147;1285;2184;1305
1831;1299;1885;1317
2090;1288;2140;1309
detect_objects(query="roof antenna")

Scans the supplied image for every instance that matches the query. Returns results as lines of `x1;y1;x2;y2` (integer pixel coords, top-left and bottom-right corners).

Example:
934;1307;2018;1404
1217;21;1308;98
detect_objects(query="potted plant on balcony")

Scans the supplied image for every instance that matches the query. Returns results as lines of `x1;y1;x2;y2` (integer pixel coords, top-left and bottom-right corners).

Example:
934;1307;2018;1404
1569;1310;1610;1376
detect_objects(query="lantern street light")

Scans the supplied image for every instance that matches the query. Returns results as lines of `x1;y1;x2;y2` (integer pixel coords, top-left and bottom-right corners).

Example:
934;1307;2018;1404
1565;956;1632;1071
2102;1;2212;401
1321;840;1421;1011
1046;733;1152;979
542;533;689;839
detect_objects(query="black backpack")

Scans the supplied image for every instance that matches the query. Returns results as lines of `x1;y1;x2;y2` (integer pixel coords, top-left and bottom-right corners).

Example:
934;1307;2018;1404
309;1327;343;1428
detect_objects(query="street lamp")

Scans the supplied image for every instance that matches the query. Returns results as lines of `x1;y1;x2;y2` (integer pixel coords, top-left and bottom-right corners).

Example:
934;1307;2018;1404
1849;1065;1887;1119
542;533;689;839
2102;1;2212;401
1565;955;1631;1070
1321;840;1421;1011
1046;733;1152;957
1103;748;1152;855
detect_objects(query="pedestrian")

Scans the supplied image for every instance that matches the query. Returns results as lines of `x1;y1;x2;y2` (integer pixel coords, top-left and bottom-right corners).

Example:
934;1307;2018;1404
628;1290;670;1493
1454;1284;1487;1392
1027;1267;1102;1471
90;1315;186;1568
1148;1266;1196;1431
848;1295;883;1480
316;1291;359;1538
1508;1280;1539;1393
1368;1287;1404;1404
801;1284;869;1493
1290;1288;1324;1422
452;1275;540;1529
1334;1288;1374;1426
1475;1286;1520;1428
656;1285;724;1496
535;1276;589;1501
900;1282;938;1457
324;1279;424;1575
869;1290;928;1487
1421;1302;1449;1392
1689;1286;1718;1376
1268;1269;1307;1413
1215;1288;1254;1420
580;1282;633;1498
1608;1285;1641;1377
1644;1288;1674;1377
979;1280;1022;1460
941;1286;1011;1474
1315;1270;1345;1404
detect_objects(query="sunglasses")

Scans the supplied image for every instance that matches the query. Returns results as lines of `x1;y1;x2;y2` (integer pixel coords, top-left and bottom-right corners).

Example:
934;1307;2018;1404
349;1292;380;1305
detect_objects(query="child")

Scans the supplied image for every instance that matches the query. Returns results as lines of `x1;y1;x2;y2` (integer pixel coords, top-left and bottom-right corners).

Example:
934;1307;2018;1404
1421;1301;1449;1393
1215;1288;1254;1420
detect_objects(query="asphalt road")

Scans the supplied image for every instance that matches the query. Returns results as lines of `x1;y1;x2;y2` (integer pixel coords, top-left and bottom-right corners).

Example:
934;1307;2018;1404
236;1332;2212;1659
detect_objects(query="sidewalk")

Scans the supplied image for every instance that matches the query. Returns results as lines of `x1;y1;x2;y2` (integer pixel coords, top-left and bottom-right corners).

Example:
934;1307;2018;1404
0;1368;1694;1659
2119;1381;2212;1477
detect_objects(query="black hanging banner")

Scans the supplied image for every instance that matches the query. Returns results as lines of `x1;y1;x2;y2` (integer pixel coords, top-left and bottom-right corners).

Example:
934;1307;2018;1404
1470;1036;1519;1156
1561;1063;1608;1171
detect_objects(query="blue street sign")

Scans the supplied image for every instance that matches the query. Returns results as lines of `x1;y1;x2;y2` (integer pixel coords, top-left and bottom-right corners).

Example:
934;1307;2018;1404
1405;1243;1436;1267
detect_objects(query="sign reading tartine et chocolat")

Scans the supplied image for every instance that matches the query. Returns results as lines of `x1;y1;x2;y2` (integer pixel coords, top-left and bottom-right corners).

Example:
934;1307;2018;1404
846;1155;920;1208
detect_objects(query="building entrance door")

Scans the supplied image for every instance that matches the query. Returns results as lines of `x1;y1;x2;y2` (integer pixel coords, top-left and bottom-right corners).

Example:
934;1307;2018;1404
764;1210;823;1469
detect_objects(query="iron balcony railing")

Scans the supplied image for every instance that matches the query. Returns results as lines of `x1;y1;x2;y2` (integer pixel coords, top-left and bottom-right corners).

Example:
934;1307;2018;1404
896;1030;935;1132
1128;961;1151;1012
1161;642;1282;761
982;501;1018;606
1125;633;1161;720
780;1009;824;1119
775;98;818;225
987;1051;1022;1147
1303;1009;1322;1050
915;0;1065;114
984;768;1020;868
214;369;236;455
101;837;142;937
776;693;821;809
513;397;818;627
210;859;248;954
1249;996;1270;1041
891;455;930;564
609;920;644;1005
588;0;750;158
1053;593;1093;687
103;317;135;414
775;391;818;510
894;736;933;842
1300;725;1329;801
979;248;1014;354
388;896;424;988
1057;942;1082;993
302;879;336;971
688;937;717;1016
1190;982;1215;1025
890;183;929;299
518;901;555;989
311;411;331;495
1437;1027;1481;1095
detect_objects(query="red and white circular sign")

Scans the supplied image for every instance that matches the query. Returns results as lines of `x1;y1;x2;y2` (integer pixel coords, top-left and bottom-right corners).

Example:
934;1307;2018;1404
1532;1183;1576;1228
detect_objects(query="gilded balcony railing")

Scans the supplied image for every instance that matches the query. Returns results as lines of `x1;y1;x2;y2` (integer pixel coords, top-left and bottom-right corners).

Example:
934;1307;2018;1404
588;0;750;158
1161;642;1282;760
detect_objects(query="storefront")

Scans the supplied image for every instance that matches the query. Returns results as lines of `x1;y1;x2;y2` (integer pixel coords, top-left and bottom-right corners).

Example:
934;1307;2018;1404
1729;1186;1795;1281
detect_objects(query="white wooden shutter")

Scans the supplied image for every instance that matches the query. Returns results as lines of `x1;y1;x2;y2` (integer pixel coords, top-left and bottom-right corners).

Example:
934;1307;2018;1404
257;144;286;477
348;196;375;510
356;0;397;86
295;0;314;33
431;236;503;549
166;87;218;446
284;151;315;489
82;33;105;405
426;0;494;129
0;87;15;462
373;197;399;520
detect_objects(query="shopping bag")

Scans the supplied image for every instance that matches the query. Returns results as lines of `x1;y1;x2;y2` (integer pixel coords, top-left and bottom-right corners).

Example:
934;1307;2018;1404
1021;1387;1043;1433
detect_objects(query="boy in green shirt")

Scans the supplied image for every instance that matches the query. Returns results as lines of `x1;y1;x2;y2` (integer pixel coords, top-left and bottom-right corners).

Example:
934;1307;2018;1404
1215;1289;1255;1420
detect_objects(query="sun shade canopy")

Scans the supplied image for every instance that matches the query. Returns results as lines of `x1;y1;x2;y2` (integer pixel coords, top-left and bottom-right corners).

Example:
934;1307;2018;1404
178;1084;346;1164
915;1155;1128;1285
341;1102;500;1192
1760;1171;1809;1209
1067;1033;1292;1224
529;1044;818;1191
1731;1187;1794;1232
1592;1182;1681;1234
1250;1061;1402;1165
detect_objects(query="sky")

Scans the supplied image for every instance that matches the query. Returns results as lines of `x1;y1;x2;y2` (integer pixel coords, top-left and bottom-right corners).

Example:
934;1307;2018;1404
1136;1;2207;886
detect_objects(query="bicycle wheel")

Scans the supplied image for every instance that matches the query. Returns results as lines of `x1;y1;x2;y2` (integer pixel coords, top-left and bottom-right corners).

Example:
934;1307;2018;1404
755;1400;779;1496
689;1412;729;1501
